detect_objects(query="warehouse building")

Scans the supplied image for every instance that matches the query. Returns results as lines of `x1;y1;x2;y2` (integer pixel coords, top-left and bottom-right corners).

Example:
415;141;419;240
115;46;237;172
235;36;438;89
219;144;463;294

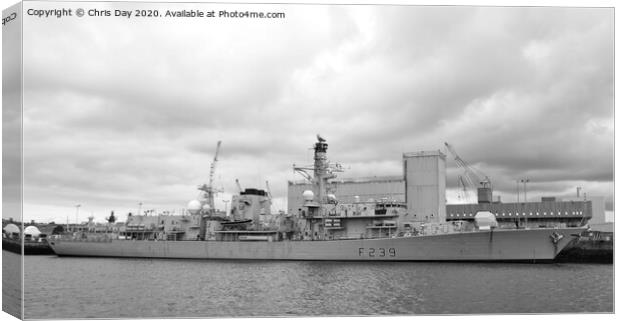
446;198;591;229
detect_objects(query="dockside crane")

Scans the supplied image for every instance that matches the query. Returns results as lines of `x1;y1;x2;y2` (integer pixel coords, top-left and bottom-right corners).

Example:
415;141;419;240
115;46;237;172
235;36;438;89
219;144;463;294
444;142;492;203
457;176;471;203
198;141;222;215
265;180;273;201
197;141;222;240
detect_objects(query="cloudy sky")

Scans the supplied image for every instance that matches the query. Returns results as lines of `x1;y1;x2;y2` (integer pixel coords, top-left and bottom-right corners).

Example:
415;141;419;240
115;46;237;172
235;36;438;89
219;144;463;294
5;2;614;223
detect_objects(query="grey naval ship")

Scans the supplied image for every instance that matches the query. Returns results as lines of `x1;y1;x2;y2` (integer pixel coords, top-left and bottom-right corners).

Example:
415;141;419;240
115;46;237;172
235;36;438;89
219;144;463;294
49;136;584;262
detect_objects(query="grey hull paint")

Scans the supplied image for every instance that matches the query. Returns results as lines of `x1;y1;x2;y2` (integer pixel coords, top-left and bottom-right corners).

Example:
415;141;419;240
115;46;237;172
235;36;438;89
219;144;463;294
49;228;582;262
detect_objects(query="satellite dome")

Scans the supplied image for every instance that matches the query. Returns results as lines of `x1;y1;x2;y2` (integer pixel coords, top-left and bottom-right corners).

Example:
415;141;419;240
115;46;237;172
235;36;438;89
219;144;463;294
327;194;337;202
3;224;20;235
302;190;314;201
474;211;498;230
202;204;211;211
24;226;41;237
187;200;202;214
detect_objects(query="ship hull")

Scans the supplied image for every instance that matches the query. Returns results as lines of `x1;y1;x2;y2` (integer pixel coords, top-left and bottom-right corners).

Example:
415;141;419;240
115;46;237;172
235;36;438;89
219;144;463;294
2;238;55;255
49;228;582;262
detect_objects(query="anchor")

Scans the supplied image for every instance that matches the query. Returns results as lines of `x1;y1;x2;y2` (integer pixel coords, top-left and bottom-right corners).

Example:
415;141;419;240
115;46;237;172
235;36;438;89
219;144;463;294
549;231;565;256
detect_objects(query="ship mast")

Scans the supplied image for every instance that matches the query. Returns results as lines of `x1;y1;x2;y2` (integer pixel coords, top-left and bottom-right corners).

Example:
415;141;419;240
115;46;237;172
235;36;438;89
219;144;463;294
294;135;343;211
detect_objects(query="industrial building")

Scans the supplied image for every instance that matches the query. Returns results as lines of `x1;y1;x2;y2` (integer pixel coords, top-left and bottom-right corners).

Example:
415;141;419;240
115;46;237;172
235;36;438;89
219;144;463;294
446;198;590;229
287;150;599;227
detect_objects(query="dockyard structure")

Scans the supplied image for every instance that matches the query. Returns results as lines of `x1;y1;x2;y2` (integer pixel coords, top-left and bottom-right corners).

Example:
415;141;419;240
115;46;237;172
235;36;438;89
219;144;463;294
403;151;447;224
446;198;591;229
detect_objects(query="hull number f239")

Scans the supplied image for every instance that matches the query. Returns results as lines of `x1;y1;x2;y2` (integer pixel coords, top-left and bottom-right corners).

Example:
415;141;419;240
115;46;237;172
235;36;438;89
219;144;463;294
358;247;396;257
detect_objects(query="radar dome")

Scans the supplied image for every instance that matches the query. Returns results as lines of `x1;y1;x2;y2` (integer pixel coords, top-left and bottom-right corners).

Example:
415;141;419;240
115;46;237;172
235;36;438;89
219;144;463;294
474;211;498;230
3;224;20;235
202;204;211;211
327;194;337;203
187;200;202;214
302;190;314;201
24;226;41;237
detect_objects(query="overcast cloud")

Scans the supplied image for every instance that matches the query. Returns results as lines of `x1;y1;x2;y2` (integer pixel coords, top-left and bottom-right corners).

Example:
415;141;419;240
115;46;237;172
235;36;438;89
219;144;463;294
8;3;613;223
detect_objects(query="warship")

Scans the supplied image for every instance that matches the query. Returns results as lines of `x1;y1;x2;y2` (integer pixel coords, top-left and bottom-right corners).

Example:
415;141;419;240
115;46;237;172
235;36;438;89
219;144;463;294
49;136;585;262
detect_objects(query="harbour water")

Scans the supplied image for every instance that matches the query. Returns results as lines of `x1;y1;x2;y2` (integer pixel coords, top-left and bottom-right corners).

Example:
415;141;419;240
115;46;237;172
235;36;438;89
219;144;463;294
12;253;613;318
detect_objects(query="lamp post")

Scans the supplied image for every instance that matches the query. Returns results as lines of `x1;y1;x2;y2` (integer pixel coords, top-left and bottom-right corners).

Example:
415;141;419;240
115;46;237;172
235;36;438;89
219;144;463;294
223;199;230;216
520;178;530;202
516;180;520;202
75;204;81;232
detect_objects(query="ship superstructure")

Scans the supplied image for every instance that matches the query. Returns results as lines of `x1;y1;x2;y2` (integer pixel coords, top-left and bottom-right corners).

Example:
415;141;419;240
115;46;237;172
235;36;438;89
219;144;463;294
49;136;585;262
